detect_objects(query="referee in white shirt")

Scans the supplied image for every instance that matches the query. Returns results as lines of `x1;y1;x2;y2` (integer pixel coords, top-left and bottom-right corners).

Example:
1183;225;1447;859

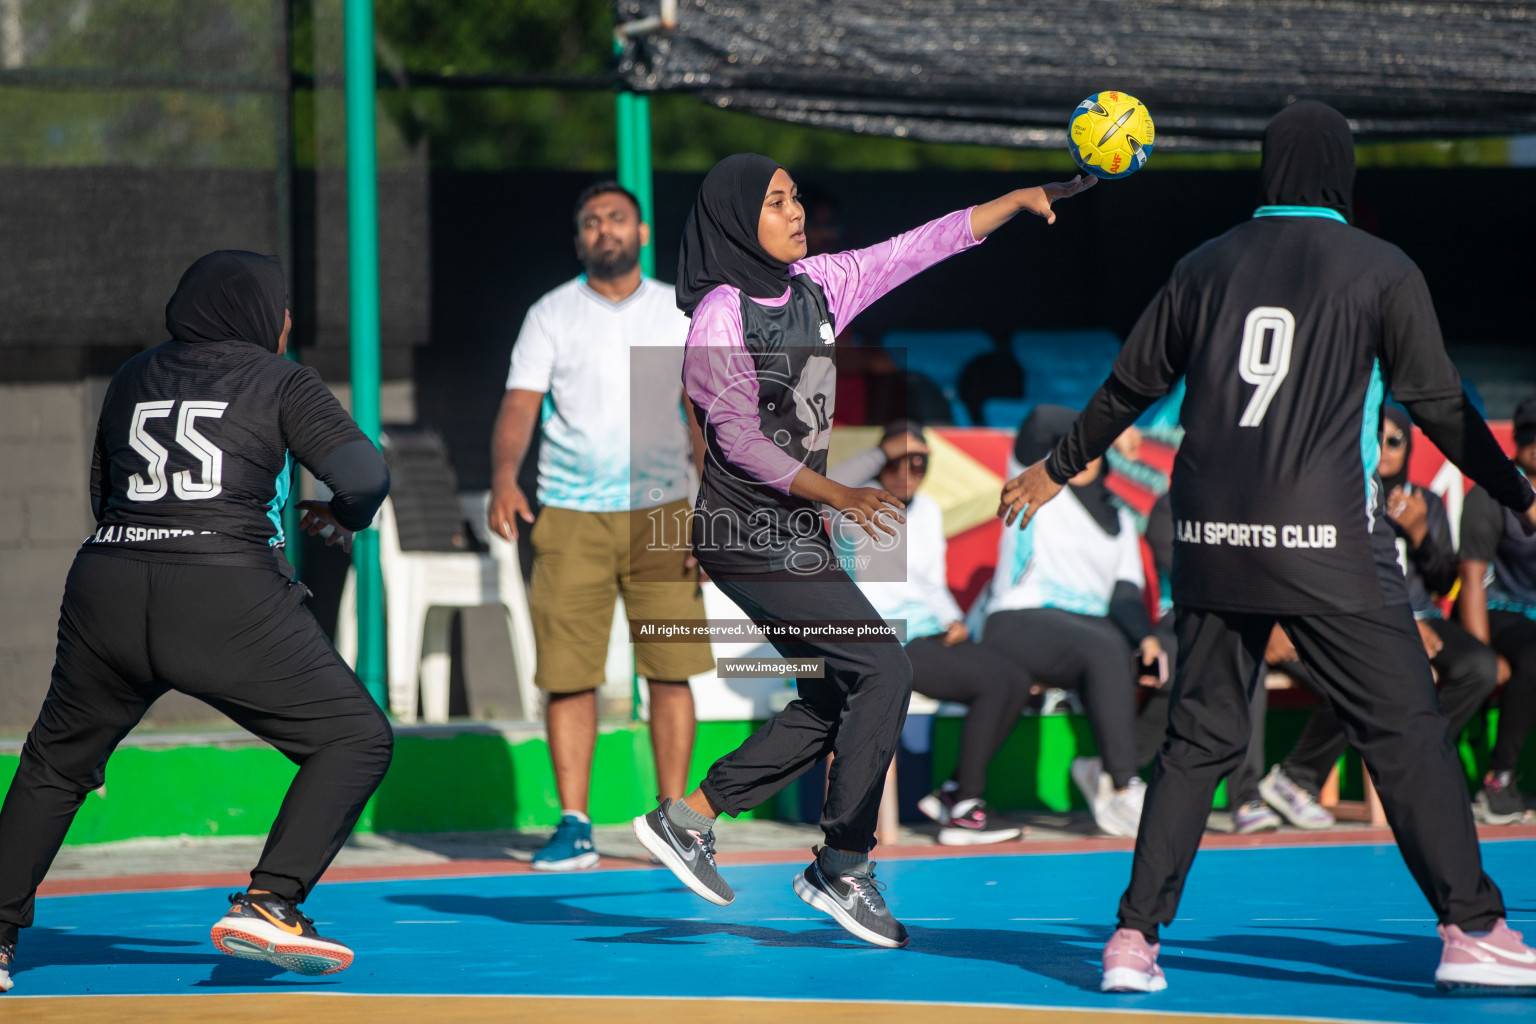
489;183;714;870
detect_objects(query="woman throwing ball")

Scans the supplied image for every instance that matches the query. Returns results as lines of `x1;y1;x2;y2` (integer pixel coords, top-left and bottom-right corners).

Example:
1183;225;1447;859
634;153;1093;948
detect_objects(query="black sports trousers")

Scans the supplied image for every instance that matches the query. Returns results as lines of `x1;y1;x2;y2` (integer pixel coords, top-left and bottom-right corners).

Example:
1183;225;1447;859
1487;610;1536;775
907;635;1032;801
981;609;1138;789
1119;603;1504;941
699;566;912;853
1280;617;1499;797
0;549;393;941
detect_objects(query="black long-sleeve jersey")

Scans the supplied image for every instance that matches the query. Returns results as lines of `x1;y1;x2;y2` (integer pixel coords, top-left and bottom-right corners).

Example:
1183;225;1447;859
1049;213;1532;616
86;338;385;573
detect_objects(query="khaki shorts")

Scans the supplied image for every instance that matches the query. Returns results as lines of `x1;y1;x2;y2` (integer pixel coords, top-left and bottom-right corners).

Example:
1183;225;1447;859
529;499;714;694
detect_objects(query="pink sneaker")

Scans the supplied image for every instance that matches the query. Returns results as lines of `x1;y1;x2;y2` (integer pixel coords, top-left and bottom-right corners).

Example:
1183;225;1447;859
1436;918;1536;990
1102;927;1168;992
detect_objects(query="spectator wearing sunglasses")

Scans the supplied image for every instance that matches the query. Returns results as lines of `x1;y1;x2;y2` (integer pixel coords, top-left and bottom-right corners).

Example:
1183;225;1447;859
828;421;1031;844
1256;407;1498;827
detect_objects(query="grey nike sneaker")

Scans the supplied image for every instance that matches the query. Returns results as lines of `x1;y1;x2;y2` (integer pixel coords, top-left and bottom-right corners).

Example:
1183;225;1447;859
793;849;909;948
632;799;734;906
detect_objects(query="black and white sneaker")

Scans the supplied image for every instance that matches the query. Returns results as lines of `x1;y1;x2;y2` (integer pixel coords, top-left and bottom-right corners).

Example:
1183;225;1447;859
632;799;734;906
793;850;909;948
0;939;14;992
938;799;1023;846
916;784;959;825
1476;771;1527;825
210;892;354;975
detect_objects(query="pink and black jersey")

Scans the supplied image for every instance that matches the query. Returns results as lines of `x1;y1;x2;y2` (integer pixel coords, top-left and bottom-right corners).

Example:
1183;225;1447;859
683;209;980;574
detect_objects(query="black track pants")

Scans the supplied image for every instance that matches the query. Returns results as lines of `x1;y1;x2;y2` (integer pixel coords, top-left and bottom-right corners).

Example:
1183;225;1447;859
1283;617;1499;795
1488;610;1536;774
907;635;1033;800
1118;603;1503;941
980;608;1139;788
0;550;393;940
699;567;912;852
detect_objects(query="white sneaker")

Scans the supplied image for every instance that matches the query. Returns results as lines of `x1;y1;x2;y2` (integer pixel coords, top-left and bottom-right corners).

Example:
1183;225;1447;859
1072;757;1142;837
1121;776;1148;817
1071;756;1104;814
1102;778;1146;838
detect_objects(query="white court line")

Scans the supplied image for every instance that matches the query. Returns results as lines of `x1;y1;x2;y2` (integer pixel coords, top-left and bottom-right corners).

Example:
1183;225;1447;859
902;918;953;921
393;920;460;924
1253;918;1319;922
1011;917;1077;921
762;917;817;921
1379;918;1435;922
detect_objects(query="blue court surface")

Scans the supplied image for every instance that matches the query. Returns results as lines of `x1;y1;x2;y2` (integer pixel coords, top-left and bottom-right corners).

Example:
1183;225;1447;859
13;838;1536;1022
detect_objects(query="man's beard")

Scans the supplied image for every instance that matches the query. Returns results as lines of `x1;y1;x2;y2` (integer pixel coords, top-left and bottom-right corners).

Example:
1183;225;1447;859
584;245;640;280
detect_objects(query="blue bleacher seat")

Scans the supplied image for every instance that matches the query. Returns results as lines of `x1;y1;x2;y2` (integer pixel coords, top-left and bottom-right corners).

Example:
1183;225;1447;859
881;330;996;427
1011;329;1122;411
981;397;1036;430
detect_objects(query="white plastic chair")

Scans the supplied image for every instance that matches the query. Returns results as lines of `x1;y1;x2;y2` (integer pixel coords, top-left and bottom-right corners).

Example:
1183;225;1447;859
337;493;538;724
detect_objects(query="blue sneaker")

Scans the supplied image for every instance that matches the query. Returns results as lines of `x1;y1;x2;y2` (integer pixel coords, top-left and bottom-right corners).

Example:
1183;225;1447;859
532;814;599;871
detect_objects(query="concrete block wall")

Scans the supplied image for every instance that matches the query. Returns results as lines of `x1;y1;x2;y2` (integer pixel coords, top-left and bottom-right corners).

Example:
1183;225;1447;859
0;378;430;734
0;381;99;733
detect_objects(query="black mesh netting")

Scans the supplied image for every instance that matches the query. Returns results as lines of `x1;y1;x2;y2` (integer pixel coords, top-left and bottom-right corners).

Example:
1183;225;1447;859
615;0;1536;148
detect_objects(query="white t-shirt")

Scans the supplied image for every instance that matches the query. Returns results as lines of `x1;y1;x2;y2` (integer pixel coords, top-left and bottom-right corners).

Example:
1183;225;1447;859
986;459;1144;618
827;446;965;640
506;276;693;512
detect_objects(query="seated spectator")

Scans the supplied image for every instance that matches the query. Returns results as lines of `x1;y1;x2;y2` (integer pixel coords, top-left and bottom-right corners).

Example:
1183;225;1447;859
979;406;1157;837
1457;396;1536;824
1263;407;1498;828
829;422;1030;845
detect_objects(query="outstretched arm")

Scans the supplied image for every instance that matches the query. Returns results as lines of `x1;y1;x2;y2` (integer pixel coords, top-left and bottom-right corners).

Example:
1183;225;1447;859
970;176;1097;236
797;175;1096;329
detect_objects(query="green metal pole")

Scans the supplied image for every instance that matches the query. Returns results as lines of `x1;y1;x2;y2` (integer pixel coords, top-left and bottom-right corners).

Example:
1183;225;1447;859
614;75;655;275
275;0;303;579
615;70;656;719
345;0;386;708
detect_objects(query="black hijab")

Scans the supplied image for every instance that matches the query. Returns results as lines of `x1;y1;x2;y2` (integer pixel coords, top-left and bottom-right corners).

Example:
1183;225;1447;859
1257;100;1355;223
1380;405;1413;494
1013;404;1121;535
165;250;287;353
676;153;793;315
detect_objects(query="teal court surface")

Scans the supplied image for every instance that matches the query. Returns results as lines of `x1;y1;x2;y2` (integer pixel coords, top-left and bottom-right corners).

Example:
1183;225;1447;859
6;834;1536;1023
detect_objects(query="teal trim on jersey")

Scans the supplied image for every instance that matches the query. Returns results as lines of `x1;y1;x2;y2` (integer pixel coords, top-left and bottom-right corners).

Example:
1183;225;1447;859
540;392;555;425
1005;518;1035;588
1360;359;1384;519
1040;582;1110;618
1489;598;1536;620
1252;205;1348;224
266;454;294;547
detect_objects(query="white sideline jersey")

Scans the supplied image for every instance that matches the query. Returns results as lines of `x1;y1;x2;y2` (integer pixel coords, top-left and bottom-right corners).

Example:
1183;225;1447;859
507;276;693;512
986;457;1144;618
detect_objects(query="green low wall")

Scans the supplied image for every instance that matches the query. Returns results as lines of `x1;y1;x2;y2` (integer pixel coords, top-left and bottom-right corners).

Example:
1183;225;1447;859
0;721;769;847
0;709;1513;847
